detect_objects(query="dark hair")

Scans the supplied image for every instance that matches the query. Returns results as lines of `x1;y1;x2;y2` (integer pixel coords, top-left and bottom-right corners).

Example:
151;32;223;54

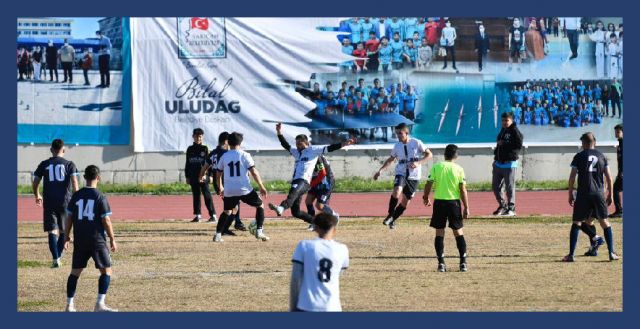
369;31;376;35
380;36;389;41
444;144;458;160
84;165;100;181
295;134;309;143
227;132;244;147
614;124;623;131
51;139;64;152
193;128;204;136
393;31;400;36
218;132;229;145
95;30;102;35
395;123;409;132
313;212;339;233
502;112;514;119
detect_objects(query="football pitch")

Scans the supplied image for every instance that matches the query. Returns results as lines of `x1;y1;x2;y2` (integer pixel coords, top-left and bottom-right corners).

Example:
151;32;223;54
17;217;622;312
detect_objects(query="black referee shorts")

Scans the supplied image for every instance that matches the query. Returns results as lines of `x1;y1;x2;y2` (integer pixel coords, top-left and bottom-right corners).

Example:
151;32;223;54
430;200;464;230
223;190;263;211
572;193;608;221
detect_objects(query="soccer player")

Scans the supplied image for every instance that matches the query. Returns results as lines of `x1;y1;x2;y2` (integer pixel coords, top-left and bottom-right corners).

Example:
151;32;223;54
32;139;80;268
268;123;356;224
199;132;247;234
305;155;336;231
290;212;349;312
492;112;523;217
423;144;469;272
185;128;215;223
374;123;432;229
611;124;623;217
563;133;620;262
63;165;117;312
213;132;269;242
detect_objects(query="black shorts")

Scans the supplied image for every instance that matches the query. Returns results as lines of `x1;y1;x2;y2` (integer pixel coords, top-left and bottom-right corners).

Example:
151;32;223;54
394;175;418;200
308;184;332;205
510;42;522;58
72;241;111;269
572;193;608;221
430;200;464;230
223;190;263;211
43;206;66;232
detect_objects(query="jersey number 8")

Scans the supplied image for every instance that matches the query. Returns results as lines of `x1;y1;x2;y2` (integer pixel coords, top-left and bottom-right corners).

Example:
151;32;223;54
317;258;333;282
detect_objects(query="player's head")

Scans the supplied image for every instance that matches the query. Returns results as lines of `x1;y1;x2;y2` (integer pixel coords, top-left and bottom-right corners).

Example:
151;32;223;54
614;124;623;139
295;134;310;149
83;165;101;185
95;30;103;38
395;123;410;143
580;132;596;149
501;112;514;128
50;139;65;156
444;144;459;161
227;132;243;148
218;131;230;147
192;128;204;144
313;212;339;238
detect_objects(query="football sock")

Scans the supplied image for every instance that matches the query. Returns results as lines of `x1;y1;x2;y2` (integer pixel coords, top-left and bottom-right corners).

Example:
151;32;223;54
306;204;316;217
224;214;235;232
580;224;596;240
48;233;59;260
256;207;265;230
216;213;229;234
569;223;581;256
455;235;467;264
392;206;406;220
435;236;445;263
604;226;615;254
388;197;399;215
57;233;66;257
98;274;110;295
66;274;78;298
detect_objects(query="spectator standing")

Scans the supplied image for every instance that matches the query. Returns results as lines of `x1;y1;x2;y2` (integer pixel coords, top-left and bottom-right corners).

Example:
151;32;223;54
82;48;93;86
45;40;59;82
508;18;525;71
610;77;622;118
562;17;581;60
474;24;490;72
96;30;112;88
492;112;523;217
59;39;75;84
440;20;458;73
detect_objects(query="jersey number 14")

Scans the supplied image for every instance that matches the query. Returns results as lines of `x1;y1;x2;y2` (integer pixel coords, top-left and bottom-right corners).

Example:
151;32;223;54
75;199;95;221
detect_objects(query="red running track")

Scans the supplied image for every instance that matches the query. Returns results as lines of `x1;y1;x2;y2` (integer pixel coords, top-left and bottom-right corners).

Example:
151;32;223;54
17;191;606;222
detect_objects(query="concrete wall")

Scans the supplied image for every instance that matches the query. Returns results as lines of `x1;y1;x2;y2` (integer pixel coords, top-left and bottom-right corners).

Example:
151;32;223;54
17;145;618;185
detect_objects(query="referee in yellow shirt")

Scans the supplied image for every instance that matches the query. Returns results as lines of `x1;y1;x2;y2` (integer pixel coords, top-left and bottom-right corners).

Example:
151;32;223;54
423;144;470;273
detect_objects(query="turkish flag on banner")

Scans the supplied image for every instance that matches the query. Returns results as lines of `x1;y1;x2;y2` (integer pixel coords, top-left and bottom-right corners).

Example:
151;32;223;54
191;17;209;30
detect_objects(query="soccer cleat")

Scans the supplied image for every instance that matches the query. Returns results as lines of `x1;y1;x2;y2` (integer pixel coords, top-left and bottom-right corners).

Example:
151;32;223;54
65;303;76;312
222;230;236;236
585;236;605;256
389;220;396;230
191;216;201;223
460;263;468;272
268;203;284;216
382;215;393;226
609;252;620;261
492;206;504;216
51;258;61;268
255;231;270;241
610;211;623;218
501;209;516;217
584;248;597;257
307;224;315;231
94;303;118;312
437;263;446;272
213;233;223;242
234;223;248;231
207;215;217;223
562;254;575;262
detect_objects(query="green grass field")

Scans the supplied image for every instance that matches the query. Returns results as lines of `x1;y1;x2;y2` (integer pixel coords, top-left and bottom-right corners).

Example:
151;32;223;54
17;216;622;312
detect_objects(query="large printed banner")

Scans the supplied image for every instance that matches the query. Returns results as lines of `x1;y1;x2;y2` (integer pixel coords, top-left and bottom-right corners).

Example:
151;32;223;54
131;17;355;152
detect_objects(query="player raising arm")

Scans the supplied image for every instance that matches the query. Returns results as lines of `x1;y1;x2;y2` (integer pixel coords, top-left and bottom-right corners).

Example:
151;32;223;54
374;123;432;229
269;123;356;225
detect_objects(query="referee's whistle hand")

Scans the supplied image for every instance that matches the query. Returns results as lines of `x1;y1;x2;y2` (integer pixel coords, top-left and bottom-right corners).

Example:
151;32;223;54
423;197;431;207
463;208;469;219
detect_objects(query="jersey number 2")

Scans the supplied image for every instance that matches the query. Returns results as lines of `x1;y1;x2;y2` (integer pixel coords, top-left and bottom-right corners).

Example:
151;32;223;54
228;161;241;177
317;258;333;282
588;155;598;172
75;199;95;221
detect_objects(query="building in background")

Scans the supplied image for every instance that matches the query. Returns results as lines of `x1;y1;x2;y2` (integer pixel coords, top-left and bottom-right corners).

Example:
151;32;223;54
17;18;73;38
98;17;123;70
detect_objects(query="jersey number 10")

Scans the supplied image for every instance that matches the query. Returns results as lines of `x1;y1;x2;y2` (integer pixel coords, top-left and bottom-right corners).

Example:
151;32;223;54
46;164;66;182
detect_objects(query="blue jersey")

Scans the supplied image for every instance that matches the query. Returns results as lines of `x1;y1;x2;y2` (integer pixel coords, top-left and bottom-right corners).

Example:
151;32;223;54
361;21;374;40
390;40;404;62
516;91;525;104
341;45;354;67
404;93;417;111
336;98;348;110
416;22;426;39
594;87;602;100
66;187;111;245
403;18;418;40
315;101;326;115
576;85;586;96
378;45;392;64
388;20;404;39
403;45;418;61
348;21;363;43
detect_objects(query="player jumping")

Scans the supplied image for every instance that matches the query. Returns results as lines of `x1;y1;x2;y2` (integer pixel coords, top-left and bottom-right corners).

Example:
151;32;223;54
374;123;432;229
304;155;336;231
269;123;356;224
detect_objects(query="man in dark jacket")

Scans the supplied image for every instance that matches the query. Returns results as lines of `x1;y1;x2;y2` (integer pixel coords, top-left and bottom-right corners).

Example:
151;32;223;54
185;128;215;222
492;112;524;216
474;24;490;72
611;124;623;217
45;40;59;82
